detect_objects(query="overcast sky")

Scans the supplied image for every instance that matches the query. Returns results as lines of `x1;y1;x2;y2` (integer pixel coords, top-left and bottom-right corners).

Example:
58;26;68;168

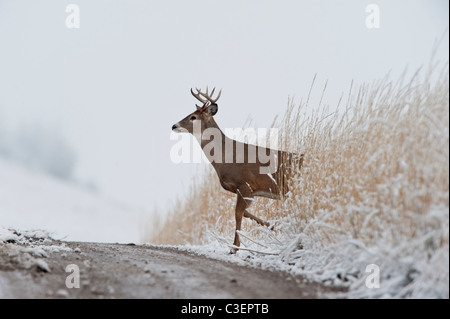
0;0;448;215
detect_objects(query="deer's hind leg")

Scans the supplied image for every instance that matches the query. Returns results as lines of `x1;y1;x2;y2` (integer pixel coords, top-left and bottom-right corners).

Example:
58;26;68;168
244;211;271;228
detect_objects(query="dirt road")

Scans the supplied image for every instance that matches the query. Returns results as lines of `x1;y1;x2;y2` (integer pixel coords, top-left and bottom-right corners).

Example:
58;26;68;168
0;240;339;299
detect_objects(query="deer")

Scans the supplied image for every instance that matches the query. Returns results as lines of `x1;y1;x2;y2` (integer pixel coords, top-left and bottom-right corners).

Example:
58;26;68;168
172;87;303;253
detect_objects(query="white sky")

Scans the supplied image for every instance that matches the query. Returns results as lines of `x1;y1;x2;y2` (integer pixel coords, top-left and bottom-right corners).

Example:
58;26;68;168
0;0;448;215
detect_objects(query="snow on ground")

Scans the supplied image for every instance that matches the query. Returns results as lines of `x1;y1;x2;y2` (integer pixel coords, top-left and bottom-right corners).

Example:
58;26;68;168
1;157;447;298
0;157;140;243
0;228;73;298
154;205;449;299
0;228;71;267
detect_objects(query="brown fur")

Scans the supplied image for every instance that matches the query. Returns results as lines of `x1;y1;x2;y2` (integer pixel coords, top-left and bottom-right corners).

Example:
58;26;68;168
172;90;303;252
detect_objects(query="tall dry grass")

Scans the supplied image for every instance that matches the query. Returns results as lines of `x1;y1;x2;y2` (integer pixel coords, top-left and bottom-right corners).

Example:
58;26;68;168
144;61;449;271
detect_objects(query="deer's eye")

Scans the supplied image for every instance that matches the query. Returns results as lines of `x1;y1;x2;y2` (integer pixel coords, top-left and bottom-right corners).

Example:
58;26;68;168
190;116;197;121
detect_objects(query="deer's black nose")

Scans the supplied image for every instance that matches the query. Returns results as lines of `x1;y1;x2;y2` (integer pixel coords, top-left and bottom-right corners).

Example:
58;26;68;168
172;124;177;131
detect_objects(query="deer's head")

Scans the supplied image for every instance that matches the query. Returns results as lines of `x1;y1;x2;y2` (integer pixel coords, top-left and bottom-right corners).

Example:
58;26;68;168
172;87;221;135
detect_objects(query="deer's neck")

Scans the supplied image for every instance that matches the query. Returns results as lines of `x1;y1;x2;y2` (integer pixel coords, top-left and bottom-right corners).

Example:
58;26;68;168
194;118;229;167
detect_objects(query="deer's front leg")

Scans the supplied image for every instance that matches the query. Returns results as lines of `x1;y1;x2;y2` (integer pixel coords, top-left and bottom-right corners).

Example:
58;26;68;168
231;190;253;254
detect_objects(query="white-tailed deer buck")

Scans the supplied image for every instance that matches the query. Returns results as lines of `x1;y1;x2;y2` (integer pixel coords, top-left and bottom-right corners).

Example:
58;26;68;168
172;87;303;253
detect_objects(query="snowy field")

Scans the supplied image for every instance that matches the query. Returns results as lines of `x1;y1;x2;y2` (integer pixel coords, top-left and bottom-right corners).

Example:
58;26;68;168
146;64;450;299
164;217;449;299
1;149;448;298
0;157;140;243
2;62;449;298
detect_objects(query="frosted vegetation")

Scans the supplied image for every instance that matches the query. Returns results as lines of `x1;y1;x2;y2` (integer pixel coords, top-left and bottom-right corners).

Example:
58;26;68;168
145;61;449;298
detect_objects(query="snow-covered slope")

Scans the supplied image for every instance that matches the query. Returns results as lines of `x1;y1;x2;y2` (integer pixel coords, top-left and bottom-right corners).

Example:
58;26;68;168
0;157;140;243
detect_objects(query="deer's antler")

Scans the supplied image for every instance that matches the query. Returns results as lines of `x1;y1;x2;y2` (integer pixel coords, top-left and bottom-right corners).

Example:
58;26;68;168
199;86;222;104
191;87;222;109
191;88;208;108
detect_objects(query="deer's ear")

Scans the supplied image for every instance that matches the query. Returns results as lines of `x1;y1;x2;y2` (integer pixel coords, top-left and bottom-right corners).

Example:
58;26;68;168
206;103;218;116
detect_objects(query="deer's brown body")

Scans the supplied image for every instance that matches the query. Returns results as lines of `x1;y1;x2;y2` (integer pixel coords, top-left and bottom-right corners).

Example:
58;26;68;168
172;87;303;253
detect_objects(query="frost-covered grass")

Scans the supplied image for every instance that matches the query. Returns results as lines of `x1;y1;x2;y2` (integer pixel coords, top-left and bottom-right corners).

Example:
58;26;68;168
144;61;449;298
